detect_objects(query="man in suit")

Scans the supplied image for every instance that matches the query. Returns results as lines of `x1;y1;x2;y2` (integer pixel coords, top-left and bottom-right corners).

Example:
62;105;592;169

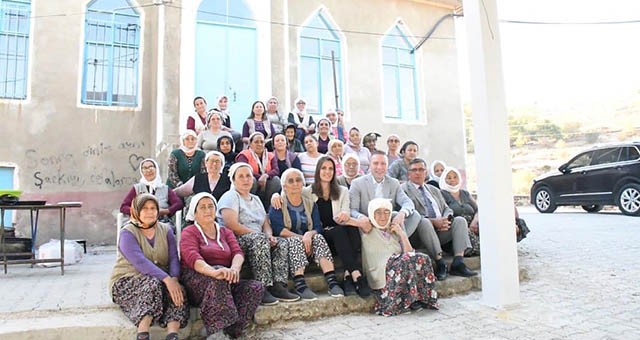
349;151;450;280
401;158;477;278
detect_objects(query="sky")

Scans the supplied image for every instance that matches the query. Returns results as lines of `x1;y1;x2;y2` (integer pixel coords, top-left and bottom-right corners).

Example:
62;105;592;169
456;0;640;109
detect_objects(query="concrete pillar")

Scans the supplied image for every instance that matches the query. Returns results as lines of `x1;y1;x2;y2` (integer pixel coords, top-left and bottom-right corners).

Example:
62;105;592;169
462;0;520;307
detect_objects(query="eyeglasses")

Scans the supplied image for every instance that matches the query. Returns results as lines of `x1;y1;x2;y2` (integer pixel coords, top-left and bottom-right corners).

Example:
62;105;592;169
409;168;427;173
388;139;400;143
207;159;222;164
286;177;304;184
141;166;156;171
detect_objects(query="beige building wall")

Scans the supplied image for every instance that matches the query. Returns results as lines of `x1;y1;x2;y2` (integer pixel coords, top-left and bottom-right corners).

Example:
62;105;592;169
1;0;464;244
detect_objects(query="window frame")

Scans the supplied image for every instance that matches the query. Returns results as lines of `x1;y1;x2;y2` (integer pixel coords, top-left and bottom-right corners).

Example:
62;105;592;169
80;0;142;108
380;23;421;122
297;9;345;116
0;0;32;101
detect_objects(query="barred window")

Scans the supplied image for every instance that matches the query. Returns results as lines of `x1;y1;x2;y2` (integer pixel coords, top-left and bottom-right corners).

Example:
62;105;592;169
81;0;140;107
0;0;31;100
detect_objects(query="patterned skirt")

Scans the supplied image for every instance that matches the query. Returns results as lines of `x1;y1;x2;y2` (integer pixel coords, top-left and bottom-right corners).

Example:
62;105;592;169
372;252;439;317
181;266;264;338
111;274;189;328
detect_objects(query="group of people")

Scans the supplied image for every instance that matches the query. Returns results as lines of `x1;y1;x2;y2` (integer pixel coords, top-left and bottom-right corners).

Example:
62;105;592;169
111;95;530;339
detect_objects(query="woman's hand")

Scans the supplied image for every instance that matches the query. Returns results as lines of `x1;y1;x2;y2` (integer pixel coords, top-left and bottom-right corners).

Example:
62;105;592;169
469;221;479;234
162;277;184;307
302;231;314;255
333;211;350;225
270;193;282;209
389;223;406;237
268;235;278;247
258;174;268;189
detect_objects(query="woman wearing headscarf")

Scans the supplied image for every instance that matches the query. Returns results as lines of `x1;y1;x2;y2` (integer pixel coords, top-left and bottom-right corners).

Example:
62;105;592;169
236;132;281;209
439;167;529;257
362;132;381;154
287;97;316;143
167;131;206;189
212;95;243;153
327;139;345;177
344;127;371;174
336;153;363;188
387;141;419;183
186;96;208;135
427;160;447;188
272;133;301;177
216;135;236;174
120;159;184;228
269;168;344;300
110;194;188;340
266;96;287;134
361;198;438;316
217;163;300;305
386;134;402;164
315;118;334;154
197;111;232;152
242;101;276;147
174;151;231;202
180;193;263;339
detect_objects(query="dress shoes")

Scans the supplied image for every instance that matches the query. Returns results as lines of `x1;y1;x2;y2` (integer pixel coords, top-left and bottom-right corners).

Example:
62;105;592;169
435;260;448;281
449;262;478;277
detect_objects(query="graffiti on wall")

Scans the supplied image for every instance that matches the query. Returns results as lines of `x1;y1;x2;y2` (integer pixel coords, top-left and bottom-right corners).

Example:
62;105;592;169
24;140;147;190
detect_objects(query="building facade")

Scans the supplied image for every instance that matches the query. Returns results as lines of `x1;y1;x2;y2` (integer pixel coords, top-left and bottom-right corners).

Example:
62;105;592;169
0;0;466;244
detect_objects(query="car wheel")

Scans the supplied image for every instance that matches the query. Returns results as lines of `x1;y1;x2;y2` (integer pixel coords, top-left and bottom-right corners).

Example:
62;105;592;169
617;183;640;216
581;205;603;213
534;187;557;213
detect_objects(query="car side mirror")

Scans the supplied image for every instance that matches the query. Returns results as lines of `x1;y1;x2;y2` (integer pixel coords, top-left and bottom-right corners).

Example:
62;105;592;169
559;164;570;174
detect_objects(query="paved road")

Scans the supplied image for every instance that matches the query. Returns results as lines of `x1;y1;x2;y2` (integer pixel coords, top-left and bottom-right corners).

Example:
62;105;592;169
256;207;640;339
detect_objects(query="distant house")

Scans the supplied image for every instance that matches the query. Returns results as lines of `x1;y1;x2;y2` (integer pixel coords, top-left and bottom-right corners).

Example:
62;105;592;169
0;0;466;244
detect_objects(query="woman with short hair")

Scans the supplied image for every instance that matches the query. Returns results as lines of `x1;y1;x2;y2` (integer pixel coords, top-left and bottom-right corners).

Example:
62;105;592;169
197;111;232;152
111;194;188;340
387;141;419;183
272;133;301;177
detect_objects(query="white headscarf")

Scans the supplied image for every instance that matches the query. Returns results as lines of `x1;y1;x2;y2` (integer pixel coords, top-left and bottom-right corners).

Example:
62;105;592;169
205;150;225;174
328;139;344;158
179;130;198;154
215;95;230;121
228;162;252;182
186;192;223;248
138;158;163;193
439;166;462;193
292;97;313;127
341;153;360;179
368;198;393;229
430;160;447;182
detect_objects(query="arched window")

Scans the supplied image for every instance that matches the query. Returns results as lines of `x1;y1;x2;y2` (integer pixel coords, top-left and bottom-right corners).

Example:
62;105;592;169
197;0;254;27
0;0;31;99
82;0;140;107
382;24;418;120
299;10;343;115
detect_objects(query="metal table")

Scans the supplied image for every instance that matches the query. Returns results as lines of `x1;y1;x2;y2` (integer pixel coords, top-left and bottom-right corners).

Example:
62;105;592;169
1;202;82;275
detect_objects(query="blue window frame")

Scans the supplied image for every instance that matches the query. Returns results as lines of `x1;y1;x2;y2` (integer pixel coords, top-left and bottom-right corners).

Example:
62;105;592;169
299;11;343;115
0;0;31;100
382;25;419;120
81;0;140;107
197;0;255;27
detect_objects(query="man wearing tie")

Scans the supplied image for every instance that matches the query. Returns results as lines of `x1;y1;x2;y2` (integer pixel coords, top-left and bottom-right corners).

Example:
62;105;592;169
349;151;451;280
401;158;477;279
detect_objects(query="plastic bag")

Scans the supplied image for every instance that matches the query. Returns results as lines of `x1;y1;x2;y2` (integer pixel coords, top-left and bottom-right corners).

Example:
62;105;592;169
37;239;84;267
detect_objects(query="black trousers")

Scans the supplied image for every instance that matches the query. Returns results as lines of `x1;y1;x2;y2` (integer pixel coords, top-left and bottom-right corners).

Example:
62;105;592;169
323;224;362;274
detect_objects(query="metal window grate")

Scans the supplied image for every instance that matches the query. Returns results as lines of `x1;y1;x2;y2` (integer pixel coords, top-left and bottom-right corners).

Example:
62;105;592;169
82;4;140;107
0;0;31;100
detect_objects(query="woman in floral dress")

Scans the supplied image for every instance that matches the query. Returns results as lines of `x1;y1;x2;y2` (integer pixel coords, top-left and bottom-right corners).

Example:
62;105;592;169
361;198;439;316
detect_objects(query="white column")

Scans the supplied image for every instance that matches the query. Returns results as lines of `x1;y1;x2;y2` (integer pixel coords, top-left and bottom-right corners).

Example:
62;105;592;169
462;0;520;307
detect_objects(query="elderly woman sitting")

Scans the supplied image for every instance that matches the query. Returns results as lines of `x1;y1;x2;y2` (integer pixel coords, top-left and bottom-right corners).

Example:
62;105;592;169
110;194;189;340
120;159;183;228
180;193;263;339
336;154;363;188
269;168;345;300
327;139;345;177
362;198;439;316
236;132;281;209
167;130;206;188
174;151;231;202
217;163;299;305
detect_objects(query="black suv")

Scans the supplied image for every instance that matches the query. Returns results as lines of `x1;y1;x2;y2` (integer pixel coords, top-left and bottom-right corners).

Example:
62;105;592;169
530;142;640;216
